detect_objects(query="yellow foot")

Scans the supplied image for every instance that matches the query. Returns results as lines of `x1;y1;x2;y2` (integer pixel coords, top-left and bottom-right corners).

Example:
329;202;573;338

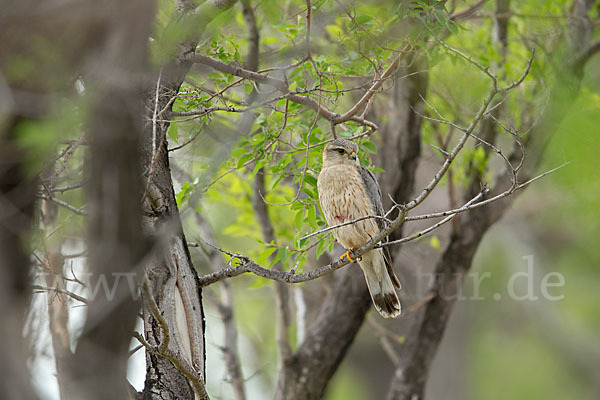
340;249;356;263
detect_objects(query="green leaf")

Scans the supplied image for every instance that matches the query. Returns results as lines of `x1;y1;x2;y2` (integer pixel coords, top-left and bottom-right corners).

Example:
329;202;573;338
308;205;317;229
361;141;377;154
316;239;328;259
277;247;289;267
231;146;247;157
446;20;459;35
301;187;315;200
304;174;318;188
298;237;309;249
256;247;277;265
270;175;284;190
252;158;266;177
327;240;334;252
270;250;280;267
175;181;190;206
255;113;266;126
237;154;253;169
290;201;304;211
355;15;373;25
295;209;305;230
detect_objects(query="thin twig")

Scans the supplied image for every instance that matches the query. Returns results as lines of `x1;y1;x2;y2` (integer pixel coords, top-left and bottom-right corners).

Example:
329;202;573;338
449;0;488;22
260;108;319;206
379;189;487;247
37;195;86;216
188;52;380;130
32;284;89;304
142;68;163;203
48;181;87;193
575;38;600;68
168;123;207;152
404;162;570;222
403;50;535;212
299;214;391;242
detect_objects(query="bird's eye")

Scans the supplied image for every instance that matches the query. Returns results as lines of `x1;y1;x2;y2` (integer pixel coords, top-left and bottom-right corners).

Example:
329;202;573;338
337;149;345;155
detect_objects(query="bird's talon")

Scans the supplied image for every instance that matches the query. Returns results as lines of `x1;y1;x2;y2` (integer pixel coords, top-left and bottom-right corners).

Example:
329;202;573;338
340;250;356;263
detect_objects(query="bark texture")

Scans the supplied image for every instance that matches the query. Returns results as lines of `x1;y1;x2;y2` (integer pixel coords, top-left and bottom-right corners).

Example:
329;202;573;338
140;36;206;400
140;2;237;399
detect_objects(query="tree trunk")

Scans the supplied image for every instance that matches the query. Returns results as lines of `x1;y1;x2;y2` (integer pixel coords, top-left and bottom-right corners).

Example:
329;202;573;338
139;2;236;398
0;122;39;400
63;1;154;399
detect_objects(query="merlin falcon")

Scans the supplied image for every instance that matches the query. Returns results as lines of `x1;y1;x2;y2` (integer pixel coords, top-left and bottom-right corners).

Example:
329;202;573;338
317;138;401;318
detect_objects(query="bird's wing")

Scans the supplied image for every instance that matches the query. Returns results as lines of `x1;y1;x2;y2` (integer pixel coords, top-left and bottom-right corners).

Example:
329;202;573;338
358;166;401;289
358;166;385;228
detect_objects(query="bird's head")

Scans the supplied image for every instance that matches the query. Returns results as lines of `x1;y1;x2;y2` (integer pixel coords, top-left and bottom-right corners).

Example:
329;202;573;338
322;139;359;167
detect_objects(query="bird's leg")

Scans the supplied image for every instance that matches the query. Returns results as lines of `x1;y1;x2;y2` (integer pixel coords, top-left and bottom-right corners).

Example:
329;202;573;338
340;248;356;263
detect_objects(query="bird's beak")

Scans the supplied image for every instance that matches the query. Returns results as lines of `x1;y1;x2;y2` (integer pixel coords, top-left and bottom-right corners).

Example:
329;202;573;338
349;152;357;161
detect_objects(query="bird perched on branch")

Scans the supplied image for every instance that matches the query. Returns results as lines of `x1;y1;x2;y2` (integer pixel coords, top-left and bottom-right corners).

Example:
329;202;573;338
317;138;401;318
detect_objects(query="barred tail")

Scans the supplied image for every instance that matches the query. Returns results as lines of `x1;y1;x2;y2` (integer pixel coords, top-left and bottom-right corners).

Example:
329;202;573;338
359;249;401;318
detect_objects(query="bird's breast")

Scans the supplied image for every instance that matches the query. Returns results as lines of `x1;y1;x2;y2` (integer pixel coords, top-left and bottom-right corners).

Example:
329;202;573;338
317;165;378;249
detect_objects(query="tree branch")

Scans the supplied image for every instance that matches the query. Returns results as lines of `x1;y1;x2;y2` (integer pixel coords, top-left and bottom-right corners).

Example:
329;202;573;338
449;0;489;22
575;38;600;67
32;284;89;305
188;52;398;130
37;194;87;216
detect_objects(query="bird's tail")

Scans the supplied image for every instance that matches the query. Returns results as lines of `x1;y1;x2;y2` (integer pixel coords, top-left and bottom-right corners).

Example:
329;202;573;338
359;248;401;318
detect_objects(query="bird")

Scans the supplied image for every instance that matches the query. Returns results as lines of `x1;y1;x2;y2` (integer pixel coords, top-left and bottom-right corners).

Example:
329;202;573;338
317;138;402;318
